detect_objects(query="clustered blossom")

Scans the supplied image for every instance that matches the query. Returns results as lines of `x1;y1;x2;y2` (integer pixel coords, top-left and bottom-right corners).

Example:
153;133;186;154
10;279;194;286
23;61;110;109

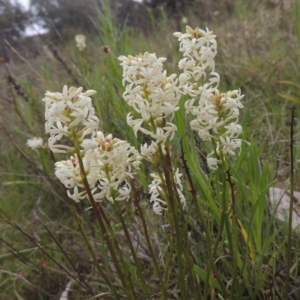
149;169;186;215
119;52;182;160
55;131;141;202
174;26;244;169
75;34;86;51
42;85;99;153
26;137;44;150
119;53;187;214
43;86;141;203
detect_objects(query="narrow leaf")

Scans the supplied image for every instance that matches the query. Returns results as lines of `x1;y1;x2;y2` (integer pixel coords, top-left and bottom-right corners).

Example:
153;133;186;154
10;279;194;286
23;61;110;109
277;93;300;104
279;80;300;90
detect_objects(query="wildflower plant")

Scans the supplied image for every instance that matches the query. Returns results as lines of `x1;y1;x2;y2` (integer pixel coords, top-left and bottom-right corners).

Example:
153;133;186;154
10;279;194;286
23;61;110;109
6;23;295;300
37;25;248;299
118;52;181;158
119;52;185;216
43;85;141;202
174;26;244;170
1;1;299;297
42;85;149;299
115;25;246;299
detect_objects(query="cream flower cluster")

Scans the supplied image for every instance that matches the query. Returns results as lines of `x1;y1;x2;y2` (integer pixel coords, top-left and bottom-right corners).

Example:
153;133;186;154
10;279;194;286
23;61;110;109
149;169;186;215
174;26;244;169
27;137;43;150
55;131;141;202
119;52;182;160
174;26;218;94
43;86;141;203
75;34;86;51
42;85;99;153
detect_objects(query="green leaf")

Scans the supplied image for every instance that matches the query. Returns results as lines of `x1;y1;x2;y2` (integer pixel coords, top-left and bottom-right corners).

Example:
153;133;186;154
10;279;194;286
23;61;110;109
193;265;206;281
279;80;300;90
14;289;26;300
277;93;300;104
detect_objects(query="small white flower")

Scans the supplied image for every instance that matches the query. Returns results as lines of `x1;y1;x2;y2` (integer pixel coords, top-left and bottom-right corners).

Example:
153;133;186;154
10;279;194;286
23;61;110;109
207;152;219;170
140;141;159;161
26;137;43;150
67;186;86;202
218;136;241;156
81;139;98;150
149;169;186;215
181;17;188;24
153;200;166;215
55;156;83;189
75;34;86;51
116;184;131;201
224;123;243;138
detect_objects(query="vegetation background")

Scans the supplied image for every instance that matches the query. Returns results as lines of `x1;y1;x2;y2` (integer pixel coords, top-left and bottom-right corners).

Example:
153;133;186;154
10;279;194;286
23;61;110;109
1;0;300;299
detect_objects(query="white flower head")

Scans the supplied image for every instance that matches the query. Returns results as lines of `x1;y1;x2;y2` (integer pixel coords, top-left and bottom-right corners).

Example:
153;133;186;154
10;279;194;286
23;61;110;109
119;52;182;156
75;34;86;51
92;132;142;202
55;131;142;203
207;152;220;170
27;137;44;150
174;26;244;169
42;85;98;153
181;17;188;24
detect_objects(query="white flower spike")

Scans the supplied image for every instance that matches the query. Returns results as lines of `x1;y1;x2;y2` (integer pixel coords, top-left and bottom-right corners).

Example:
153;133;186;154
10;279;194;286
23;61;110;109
174;26;244;170
42;85;98;153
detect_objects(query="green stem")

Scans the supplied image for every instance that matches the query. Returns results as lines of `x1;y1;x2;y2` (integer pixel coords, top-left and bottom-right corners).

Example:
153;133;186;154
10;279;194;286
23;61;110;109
40;216;94;295
226;169;238;300
72;209;120;299
180;140;228;297
208;164;229;298
284;105;296;298
166;148;202;299
74;143;136;299
113;198;152;300
157;144;188;299
130;178;169;300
